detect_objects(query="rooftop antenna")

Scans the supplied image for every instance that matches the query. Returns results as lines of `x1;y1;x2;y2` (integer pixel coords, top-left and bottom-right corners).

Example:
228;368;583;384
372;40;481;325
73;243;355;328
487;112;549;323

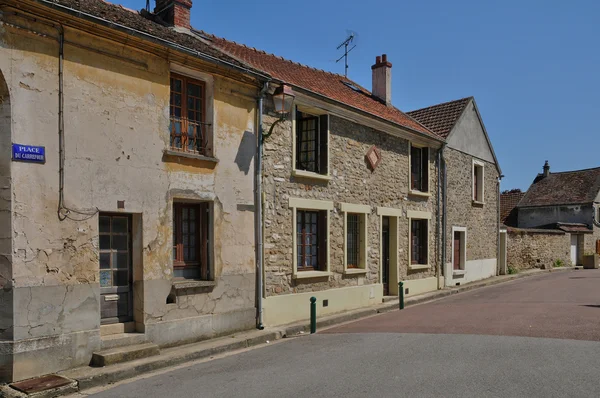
146;0;151;12
336;31;357;78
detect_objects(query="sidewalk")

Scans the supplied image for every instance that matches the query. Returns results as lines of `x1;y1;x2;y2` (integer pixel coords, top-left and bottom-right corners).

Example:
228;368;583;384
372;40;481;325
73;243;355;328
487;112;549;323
0;266;578;398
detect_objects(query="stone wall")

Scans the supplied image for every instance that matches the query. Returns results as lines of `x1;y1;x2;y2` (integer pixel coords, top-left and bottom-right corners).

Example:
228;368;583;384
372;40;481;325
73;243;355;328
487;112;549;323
444;148;499;264
262;110;439;298
507;228;570;270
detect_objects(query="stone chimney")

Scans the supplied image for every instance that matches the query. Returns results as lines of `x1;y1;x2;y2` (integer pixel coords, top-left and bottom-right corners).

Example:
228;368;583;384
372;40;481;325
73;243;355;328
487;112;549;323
155;0;193;29
543;160;550;178
371;54;392;105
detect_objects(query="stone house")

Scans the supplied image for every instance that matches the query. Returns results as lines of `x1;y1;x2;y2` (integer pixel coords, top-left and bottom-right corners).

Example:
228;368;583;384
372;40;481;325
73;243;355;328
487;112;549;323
0;0;270;382
515;162;600;265
408;97;504;285
207;40;448;325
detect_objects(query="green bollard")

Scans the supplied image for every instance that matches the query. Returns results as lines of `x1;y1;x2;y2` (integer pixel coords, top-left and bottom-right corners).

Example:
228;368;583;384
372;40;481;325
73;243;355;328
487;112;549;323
399;281;405;310
310;296;317;334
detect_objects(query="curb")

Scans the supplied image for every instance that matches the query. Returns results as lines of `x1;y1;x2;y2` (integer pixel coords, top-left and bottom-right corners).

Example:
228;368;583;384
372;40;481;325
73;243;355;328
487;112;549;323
0;266;581;397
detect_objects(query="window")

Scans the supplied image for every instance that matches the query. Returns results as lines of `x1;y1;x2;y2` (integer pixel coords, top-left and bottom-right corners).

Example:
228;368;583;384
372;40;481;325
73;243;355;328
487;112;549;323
296;210;327;271
473;161;485;203
410;145;429;193
452;227;467;272
410;219;428;265
173;202;210;279
341;203;370;271
169;73;209;155
295;107;329;175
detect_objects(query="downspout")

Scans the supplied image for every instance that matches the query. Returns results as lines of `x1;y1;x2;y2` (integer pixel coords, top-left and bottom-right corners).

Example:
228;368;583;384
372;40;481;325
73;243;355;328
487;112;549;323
255;81;269;330
441;145;447;287
497;174;503;274
436;148;442;290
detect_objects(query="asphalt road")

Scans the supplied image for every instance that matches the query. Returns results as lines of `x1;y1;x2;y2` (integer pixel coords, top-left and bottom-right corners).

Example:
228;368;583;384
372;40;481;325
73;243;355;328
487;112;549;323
88;270;600;398
326;269;600;341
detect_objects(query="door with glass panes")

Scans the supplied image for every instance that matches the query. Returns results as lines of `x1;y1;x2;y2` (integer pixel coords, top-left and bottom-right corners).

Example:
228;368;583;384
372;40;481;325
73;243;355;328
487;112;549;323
99;214;133;324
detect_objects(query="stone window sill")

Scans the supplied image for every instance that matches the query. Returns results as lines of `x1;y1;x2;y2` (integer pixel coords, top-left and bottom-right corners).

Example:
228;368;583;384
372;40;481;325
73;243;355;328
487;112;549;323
167;279;216;303
343;268;368;275
453;270;466;276
472;200;485;206
163;149;220;164
408;190;431;198
172;279;217;290
293;271;332;280
409;264;430;271
292;169;332;182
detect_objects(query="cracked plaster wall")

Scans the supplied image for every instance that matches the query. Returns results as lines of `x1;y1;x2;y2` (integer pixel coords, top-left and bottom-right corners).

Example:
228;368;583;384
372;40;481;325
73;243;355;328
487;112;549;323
0;15;256;350
262;113;439;297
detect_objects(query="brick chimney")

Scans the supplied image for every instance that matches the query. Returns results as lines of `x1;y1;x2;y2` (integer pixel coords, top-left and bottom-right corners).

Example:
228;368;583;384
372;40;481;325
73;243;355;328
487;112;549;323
543;160;550;178
155;0;193;29
372;54;392;105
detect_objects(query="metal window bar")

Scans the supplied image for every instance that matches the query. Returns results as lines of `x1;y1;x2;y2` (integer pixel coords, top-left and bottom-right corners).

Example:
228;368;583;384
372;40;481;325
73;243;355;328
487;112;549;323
170;117;211;155
347;214;360;268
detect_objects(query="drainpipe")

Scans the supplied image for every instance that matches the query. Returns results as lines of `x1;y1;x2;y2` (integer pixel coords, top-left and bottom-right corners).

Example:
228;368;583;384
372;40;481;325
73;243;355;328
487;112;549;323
436;148;442;290
497;174;504;274
441;145;447;288
255;81;269;330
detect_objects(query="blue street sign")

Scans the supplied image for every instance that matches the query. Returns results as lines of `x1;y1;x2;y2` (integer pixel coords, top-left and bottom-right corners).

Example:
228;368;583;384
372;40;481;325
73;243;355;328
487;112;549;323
12;144;46;164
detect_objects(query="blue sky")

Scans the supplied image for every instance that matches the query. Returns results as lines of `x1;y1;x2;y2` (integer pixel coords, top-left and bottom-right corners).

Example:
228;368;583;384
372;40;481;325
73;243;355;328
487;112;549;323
121;0;600;190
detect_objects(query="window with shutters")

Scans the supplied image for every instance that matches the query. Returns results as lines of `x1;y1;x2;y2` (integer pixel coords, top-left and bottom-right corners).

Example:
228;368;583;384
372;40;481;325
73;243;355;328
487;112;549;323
172;202;211;280
169;73;211;156
340;203;370;272
296;210;327;271
410;219;428;266
473;161;485;203
294;106;329;176
410;144;429;194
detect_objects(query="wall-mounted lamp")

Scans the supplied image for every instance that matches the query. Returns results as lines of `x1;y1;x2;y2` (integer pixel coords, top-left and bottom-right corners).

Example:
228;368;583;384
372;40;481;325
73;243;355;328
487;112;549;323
264;84;295;138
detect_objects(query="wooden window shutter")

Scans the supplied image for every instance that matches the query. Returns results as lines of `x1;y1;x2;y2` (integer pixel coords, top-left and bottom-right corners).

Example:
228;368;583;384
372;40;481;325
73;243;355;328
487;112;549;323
317;211;327;271
318;115;329;175
295;108;302;170
421;148;429;192
596;239;600;255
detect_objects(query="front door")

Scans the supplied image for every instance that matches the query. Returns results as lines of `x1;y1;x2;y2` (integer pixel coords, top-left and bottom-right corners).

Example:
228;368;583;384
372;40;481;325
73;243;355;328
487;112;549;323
99;214;133;324
453;231;461;270
382;216;390;295
570;234;578;266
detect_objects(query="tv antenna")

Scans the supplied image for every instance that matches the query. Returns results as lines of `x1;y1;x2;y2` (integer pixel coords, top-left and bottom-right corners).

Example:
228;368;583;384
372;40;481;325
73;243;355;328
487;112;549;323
336;32;357;78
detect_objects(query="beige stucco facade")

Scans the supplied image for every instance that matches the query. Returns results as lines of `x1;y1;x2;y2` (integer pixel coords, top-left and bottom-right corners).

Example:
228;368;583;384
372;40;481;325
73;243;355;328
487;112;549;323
0;4;259;382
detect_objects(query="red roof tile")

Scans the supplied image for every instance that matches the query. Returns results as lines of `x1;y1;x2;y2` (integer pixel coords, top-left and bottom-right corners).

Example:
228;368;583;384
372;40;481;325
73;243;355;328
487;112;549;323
406;97;472;138
500;190;526;226
202;33;438;139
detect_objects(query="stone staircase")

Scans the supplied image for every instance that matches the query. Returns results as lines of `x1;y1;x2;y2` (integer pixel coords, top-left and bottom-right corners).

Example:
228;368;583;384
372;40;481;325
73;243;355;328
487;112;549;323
92;324;160;367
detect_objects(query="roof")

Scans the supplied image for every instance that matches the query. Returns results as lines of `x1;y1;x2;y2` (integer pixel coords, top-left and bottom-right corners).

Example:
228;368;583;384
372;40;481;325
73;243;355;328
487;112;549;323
500;190;526;227
518;167;600;207
38;0;261;74
556;223;593;234
406;97;472;139
202;32;438;139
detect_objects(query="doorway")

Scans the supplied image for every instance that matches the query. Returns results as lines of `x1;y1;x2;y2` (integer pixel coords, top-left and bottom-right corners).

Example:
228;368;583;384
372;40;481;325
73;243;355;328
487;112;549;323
99;214;133;324
453;231;461;270
570;234;578;266
382;216;390;295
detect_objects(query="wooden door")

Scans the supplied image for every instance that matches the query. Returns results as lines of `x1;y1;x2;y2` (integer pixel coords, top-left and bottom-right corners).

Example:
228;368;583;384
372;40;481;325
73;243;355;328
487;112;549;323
453;231;461;270
382;216;390;295
99;214;133;324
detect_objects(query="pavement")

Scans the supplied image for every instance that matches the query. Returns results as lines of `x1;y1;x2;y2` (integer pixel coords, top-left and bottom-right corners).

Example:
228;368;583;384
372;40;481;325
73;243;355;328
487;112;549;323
4;267;598;397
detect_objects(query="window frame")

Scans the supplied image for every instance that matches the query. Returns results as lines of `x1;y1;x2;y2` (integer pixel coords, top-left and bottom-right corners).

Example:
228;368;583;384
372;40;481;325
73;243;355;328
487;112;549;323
172;201;211;280
472;160;485;204
341;203;370;274
291;105;331;181
409;143;430;196
407;210;432;270
289;198;333;279
169;72;209;156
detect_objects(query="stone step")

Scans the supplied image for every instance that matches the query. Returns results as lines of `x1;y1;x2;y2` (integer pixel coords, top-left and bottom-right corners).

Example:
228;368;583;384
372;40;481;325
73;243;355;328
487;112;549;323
382;295;399;303
91;343;160;367
101;332;147;350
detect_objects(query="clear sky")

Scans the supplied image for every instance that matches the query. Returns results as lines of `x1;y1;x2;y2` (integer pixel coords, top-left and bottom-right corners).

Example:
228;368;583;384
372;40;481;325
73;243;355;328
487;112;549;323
120;0;600;191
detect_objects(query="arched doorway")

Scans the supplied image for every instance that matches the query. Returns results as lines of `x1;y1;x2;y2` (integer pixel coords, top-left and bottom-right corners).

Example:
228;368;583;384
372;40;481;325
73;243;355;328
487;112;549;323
0;70;13;340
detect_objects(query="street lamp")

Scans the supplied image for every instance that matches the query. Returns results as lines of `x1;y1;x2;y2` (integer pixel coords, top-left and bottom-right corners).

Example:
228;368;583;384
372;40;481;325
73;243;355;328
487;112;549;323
264;84;295;138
